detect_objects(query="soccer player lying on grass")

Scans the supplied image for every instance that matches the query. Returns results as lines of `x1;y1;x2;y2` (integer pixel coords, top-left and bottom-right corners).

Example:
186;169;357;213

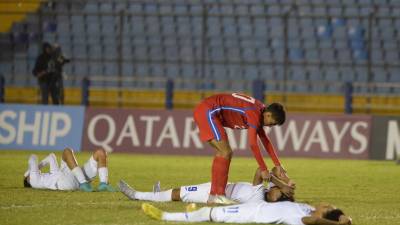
23;147;115;192
193;92;293;204
142;201;352;225
119;167;294;204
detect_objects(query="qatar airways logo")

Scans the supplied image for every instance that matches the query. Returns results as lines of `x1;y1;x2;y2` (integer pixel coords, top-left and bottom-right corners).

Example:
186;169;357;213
83;110;370;158
266;120;369;155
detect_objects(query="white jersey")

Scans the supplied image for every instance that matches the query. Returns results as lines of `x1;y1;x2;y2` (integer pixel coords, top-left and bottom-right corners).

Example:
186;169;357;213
226;182;265;203
179;182;266;203
211;201;315;225
29;171;61;190
28;155;98;191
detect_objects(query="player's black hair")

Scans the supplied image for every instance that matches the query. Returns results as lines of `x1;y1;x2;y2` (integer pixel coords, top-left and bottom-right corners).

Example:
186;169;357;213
265;103;286;125
324;209;344;221
276;194;295;202
23;176;31;188
264;189;295;202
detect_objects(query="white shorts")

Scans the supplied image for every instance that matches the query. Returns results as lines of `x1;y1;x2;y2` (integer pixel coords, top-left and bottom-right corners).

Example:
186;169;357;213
180;182;211;203
56;156;98;191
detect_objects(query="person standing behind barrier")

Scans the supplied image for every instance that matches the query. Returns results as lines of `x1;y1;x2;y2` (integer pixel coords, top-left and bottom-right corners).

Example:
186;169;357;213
53;44;70;105
32;42;60;105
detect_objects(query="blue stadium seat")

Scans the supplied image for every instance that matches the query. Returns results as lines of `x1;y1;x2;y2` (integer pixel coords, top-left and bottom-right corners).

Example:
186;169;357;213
353;50;368;61
88;68;104;86
122;62;133;76
146;17;161;35
226;48;241;61
73;61;88;76
103;46;118;60
165;64;179;78
181;64;196;78
385;50;399;62
161;17;175;35
259;65;276;81
104;62;118;76
388;69;400;82
84;2;99;12
88;45;102;60
226;64;242;80
337;50;352;63
242;48;256;61
99;2;113;12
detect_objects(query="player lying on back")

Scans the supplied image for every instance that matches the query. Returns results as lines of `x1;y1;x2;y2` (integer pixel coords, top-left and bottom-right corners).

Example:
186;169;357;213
119;167;294;204
142;201;352;225
23;147;115;192
193;92;294;204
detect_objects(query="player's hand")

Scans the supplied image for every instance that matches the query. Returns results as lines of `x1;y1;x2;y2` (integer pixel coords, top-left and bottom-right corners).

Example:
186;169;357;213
273;166;293;185
280;184;295;197
274;165;287;177
260;170;272;182
339;215;352;225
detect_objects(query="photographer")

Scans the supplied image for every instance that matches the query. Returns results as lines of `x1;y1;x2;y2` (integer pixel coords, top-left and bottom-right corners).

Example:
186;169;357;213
32;42;59;105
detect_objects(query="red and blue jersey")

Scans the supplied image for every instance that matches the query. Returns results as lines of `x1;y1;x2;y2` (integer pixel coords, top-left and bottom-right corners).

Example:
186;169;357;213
193;93;281;171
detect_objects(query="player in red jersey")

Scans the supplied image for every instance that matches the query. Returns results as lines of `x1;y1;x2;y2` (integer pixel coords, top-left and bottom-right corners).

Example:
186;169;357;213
193;93;294;204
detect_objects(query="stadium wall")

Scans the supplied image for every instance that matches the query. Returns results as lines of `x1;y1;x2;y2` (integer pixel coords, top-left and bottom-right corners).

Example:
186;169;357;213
1;104;399;160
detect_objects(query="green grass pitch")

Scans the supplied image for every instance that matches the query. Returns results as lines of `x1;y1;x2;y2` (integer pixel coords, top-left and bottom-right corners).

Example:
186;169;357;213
1;150;399;225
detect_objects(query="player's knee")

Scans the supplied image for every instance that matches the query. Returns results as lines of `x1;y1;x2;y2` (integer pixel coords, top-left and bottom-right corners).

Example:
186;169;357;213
219;148;233;158
94;148;107;159
171;188;181;201
62;148;74;160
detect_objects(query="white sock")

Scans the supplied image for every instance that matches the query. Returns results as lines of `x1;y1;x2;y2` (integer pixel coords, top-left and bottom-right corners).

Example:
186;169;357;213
72;167;87;184
98;167;108;183
135;189;173;202
162;207;211;222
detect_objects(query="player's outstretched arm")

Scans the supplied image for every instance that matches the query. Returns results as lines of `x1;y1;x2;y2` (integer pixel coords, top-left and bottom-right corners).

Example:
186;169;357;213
248;128;268;172
257;129;282;167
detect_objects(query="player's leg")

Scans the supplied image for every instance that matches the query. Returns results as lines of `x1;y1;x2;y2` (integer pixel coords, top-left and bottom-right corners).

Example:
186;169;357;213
62;147;93;192
84;148;115;192
142;203;212;222
209;139;233;195
38;153;59;174
193;106;235;205
119;180;179;202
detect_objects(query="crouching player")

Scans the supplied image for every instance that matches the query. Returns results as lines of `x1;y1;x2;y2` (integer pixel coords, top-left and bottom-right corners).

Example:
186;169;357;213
142;201;352;225
23;147;115;192
119;167;294;203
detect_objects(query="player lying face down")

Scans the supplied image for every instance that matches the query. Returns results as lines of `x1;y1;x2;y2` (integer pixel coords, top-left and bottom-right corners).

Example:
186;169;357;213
142;201;352;225
119;167;294;204
193;93;293;204
23;148;115;192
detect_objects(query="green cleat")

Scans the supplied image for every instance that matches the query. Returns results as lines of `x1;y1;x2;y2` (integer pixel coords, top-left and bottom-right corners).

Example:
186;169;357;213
97;182;116;192
142;203;163;221
79;182;93;192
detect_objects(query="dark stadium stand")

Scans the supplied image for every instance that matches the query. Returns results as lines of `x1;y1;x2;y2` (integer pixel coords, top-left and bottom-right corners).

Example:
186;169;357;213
0;0;399;113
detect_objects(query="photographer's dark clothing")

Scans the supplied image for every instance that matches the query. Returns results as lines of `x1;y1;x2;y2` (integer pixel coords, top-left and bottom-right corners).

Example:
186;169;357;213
32;43;61;105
